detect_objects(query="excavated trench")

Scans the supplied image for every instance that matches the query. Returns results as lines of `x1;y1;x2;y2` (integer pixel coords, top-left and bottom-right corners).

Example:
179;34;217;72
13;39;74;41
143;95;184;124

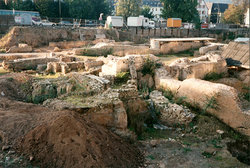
227;140;250;165
1;71;250;167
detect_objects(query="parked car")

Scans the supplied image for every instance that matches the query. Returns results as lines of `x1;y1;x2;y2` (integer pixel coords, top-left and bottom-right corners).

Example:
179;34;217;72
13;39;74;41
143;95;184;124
58;21;73;27
33;20;56;26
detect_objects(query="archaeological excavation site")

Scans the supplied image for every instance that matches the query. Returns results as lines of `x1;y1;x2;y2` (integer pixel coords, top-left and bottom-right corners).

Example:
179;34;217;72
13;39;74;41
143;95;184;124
0;26;249;168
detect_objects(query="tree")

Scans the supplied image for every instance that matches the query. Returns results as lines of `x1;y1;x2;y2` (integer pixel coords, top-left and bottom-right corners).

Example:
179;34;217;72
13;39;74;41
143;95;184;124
34;0;58;17
140;5;154;19
89;0;110;19
64;0;110;19
64;0;92;19
18;0;36;11
0;0;8;9
232;0;249;8
223;5;245;24
115;0;142;18
223;0;249;24
160;0;200;24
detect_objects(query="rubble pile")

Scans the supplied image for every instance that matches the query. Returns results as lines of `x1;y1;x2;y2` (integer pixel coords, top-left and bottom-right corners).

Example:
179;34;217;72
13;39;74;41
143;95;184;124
149;90;195;125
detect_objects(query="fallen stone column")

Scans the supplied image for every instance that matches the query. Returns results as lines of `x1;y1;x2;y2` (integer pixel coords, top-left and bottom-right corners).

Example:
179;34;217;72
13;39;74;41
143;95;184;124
156;76;250;137
199;44;218;55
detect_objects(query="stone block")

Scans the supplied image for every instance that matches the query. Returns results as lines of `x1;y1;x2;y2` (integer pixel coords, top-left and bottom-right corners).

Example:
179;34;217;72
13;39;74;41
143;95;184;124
149;90;195;125
199;45;218;55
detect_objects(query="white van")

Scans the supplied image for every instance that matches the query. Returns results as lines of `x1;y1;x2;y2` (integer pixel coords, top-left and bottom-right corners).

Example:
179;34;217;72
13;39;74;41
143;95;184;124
127;16;149;28
106;16;123;28
148;21;155;29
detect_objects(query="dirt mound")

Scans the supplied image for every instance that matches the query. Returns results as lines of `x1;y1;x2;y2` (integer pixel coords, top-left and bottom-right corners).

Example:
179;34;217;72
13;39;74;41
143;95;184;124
0;98;69;145
18;113;142;168
0;98;142;167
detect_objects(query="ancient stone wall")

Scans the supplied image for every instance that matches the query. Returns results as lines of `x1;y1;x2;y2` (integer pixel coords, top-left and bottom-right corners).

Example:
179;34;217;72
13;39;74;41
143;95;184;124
120;28;249;42
1;27;249;49
0;27;119;49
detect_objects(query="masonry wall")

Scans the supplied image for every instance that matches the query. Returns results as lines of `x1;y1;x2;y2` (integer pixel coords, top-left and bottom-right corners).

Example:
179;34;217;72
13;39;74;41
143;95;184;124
121;28;249;41
0;26;249;49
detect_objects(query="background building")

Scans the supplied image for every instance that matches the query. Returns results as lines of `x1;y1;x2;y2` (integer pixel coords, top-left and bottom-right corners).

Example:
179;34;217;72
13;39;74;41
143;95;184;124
205;0;232;4
197;0;209;23
142;0;163;20
207;3;229;23
245;8;249;27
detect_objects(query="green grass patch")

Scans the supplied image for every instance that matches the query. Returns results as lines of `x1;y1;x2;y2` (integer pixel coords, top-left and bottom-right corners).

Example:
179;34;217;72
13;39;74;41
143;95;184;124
146;155;155;160
202;96;219;114
114;72;130;85
137;127;170;140
183;147;192;153
34;73;62;79
215;156;223;161
32;85;57;104
141;58;158;76
203;72;224;81
242;86;250;102
209;139;223;149
80;48;113;57
202;151;213;158
157;49;198;58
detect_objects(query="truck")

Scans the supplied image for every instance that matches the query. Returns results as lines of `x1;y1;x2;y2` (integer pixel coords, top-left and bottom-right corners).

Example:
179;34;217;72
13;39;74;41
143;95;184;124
106;16;123;28
15;13;32;25
127;16;149;28
167;18;182;28
182;23;195;29
148;21;155;29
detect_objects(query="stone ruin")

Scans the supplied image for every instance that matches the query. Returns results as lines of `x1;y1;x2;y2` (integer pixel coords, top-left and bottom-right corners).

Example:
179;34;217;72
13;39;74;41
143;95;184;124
1;41;250;137
0;31;249;139
166;52;227;80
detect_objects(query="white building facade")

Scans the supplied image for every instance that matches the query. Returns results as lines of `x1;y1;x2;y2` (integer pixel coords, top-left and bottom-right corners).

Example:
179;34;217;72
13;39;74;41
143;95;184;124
142;0;163;20
245;8;249;27
197;0;209;23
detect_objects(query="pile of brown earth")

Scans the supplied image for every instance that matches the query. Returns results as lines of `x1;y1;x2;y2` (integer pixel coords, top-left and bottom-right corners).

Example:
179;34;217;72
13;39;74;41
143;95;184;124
17;114;142;168
0;97;143;168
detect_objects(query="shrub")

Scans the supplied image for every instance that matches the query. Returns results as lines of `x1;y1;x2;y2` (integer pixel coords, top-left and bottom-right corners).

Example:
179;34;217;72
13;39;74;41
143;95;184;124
114;72;130;84
203;72;224;81
141;58;160;76
80;48;113;57
242;86;250;102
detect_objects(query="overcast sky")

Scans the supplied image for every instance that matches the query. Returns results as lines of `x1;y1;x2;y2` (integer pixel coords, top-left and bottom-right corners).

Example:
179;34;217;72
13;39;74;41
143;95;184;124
205;0;232;4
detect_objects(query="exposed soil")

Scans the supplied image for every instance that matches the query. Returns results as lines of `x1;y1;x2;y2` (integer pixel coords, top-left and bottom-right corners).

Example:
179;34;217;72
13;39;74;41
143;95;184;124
0;73;32;101
228;140;250;165
0;98;143;168
138;115;250;168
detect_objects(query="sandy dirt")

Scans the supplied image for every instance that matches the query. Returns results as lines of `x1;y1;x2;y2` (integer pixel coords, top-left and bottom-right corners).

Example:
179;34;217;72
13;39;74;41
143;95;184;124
0;97;143;168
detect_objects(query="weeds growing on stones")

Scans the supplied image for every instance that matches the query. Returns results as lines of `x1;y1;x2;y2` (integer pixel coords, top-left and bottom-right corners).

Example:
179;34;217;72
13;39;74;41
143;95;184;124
141;58;161;76
203;72;225;81
114;72;130;84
